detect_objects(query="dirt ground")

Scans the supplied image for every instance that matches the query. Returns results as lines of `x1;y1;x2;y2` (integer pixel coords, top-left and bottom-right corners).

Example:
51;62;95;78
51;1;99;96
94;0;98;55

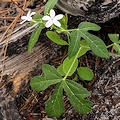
0;0;120;120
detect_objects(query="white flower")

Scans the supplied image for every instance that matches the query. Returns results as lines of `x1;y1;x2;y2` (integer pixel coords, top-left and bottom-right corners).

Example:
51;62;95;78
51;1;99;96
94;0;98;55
42;9;64;28
20;11;36;24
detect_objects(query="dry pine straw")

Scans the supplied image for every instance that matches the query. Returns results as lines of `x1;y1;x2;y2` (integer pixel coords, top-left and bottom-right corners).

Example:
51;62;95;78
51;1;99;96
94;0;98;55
0;0;45;82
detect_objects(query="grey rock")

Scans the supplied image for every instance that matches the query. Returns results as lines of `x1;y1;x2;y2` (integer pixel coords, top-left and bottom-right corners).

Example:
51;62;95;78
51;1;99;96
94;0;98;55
56;0;120;23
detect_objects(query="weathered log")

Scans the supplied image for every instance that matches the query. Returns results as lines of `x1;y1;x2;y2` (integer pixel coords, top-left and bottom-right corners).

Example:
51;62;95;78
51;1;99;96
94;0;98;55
0;23;58;119
57;0;120;23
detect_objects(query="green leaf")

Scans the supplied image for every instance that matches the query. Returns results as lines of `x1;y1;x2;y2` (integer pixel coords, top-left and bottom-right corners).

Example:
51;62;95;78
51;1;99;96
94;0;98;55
46;31;68;45
77;67;94;81
45;82;65;117
28;24;44;52
63;56;78;76
108;34;120;54
59;13;68;29
80;40;89;47
63;80;93;114
78;22;101;31
77;40;90;58
30;64;62;91
68;31;81;58
44;0;58;15
42;64;62;79
113;43;120;54
30;76;45;91
57;64;65;76
108;34;119;43
72;74;78;81
64;80;90;98
77;47;88;58
79;31;109;58
30;13;43;26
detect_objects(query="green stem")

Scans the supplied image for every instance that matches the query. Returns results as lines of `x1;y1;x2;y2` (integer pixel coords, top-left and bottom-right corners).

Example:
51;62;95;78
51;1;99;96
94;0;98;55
106;43;114;48
107;41;120;48
60;27;77;33
53;26;78;35
109;52;120;57
31;19;37;23
31;18;44;24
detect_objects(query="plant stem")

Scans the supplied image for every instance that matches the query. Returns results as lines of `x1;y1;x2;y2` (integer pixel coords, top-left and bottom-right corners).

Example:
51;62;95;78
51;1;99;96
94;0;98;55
106;43;114;48
107;41;120;48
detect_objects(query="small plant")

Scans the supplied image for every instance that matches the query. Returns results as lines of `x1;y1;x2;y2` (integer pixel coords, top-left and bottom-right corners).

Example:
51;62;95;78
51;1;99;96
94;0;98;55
20;0;120;118
108;34;120;55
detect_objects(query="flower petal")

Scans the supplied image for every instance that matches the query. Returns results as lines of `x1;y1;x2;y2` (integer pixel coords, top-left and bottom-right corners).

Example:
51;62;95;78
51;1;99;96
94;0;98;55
53;20;61;27
45;19;53;28
50;9;55;18
27;11;31;17
30;12;36;16
20;20;26;24
42;16;51;21
21;16;27;20
54;14;64;20
27;16;32;21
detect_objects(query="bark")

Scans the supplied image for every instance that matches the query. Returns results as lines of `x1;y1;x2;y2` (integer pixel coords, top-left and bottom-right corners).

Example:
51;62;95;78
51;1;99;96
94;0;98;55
0;87;22;120
0;23;56;119
57;0;120;23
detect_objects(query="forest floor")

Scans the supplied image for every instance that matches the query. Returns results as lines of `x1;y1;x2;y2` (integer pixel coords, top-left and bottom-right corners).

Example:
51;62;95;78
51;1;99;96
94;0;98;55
0;0;120;120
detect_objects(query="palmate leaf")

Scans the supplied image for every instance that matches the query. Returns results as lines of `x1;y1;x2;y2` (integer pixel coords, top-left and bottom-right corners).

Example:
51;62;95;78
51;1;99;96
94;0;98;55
77;67;94;81
108;34;120;54
68;30;81;58
64;80;90;98
57;64;65;76
108;34;119;43
28;24;44;52
59;13;68;29
30;64;62;92
46;31;68;45
113;43;120;54
63;56;78;76
45;82;65;117
44;0;58;15
63;80;93;114
77;40;90;58
78;22;101;31
79;31;109;58
42;64;62;79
